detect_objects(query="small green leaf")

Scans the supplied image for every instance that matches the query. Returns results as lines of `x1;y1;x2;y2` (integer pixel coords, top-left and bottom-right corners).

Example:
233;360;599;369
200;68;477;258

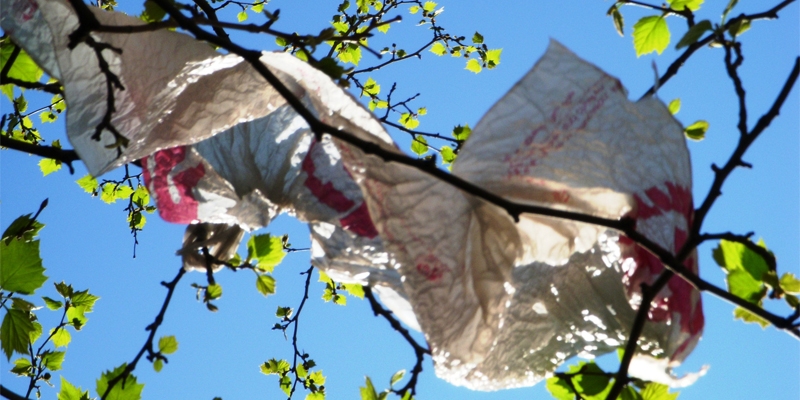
472;32;484;44
43;296;63;310
684;120;709;141
51;328;71;348
0;42;44;84
158;335;178;354
96;363;144;400
115;185;134;200
3;212;44;243
360;376;379;400
140;0;167;22
71;290;99;311
309;370;326;385
280;375;292;396
632;16;671;57
261;358;291;375
608;5;624;36
668;98;681;115
390;369;406;386
362;77;381;97
465;58;482;74
422;1;437;13
206;283;223;300
39;158;62;176
1;309;35;360
399;113;420;130
256;274;277;296
252;2;264;13
484;49;502;69
545;377;575;400
237;10;248;22
722;0;739;23
42;350;66;371
410;136;428;156
76;175;99;194
676;20;712;49
780;272;800;294
333;294;347;305
67;306;88;330
305;392;324;400
733;307;769;328
58;376;90;400
341;283;364;299
727;18;750;38
275;306;293;318
0;239;47;295
621;385;644;400
640;382;679;400
39;110;58;123
132;185;150;206
11;357;32;376
408;5;420;14
452;124;471;141
668;0;704;12
441;146;456;164
153;358;163;372
246;234;286;272
430;42;446;56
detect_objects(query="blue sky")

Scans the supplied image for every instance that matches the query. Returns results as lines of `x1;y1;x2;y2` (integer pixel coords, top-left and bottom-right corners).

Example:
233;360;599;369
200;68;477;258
2;1;798;399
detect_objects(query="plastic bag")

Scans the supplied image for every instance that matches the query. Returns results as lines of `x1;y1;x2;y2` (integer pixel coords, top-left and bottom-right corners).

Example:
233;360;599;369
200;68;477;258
2;0;704;391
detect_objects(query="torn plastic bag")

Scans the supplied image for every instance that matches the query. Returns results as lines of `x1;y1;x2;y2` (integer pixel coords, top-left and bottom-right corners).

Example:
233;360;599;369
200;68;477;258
2;0;704;391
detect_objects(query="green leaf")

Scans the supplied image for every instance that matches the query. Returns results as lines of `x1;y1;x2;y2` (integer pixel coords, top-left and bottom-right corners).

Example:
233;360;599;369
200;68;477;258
452;124;471;141
76;175;99;194
297;363;308;379
362;77;381;97
360;376;379;400
246;234;286;272
71;290;99;311
153;358;163;372
40;110;58;123
305;392;324;400
608;5;624;36
668;0;704;11
51;327;72;348
1;309;35;360
411;136;428;156
280;375;292;396
441;146;456;164
568;362;611;397
206;283;223;300
341;283;364;299
684;120;708;141
545;377;575;400
275;306;293;318
430;42;446;56
676;20;712;49
0;42;44;84
472;32;484;44
485;49;502;69
668;98;681;115
780;272;800;294
260;358;291;375
3;213;44;243
58;376;91;400
713;239;769;281
252;2;264;13
43;296;63;310
422;1;437;13
96;363;144;400
256;274;277;296
11;357;32;376
132;185;150;206
465;58;482;74
417;107;427;116
309;370;326;385
67;306;88;330
727;18;750;38
722;0;739;23
275;37;288;47
140;0;167;23
333;294;347;305
42;350;66;371
390;369;405;386
733;306;769;328
640;382;679;400
632;16;671;57
399;113;420;130
39;158;63;176
0;239;47;295
115;185;134;200
408;5;420;14
237;10;248;22
158;335;178;354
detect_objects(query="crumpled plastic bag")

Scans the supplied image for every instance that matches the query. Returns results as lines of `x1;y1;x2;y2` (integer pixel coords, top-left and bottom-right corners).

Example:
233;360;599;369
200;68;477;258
2;0;704;391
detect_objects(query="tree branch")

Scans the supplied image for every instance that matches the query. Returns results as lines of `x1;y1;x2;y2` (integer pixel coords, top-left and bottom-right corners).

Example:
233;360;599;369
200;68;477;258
0;385;27;400
0;135;80;174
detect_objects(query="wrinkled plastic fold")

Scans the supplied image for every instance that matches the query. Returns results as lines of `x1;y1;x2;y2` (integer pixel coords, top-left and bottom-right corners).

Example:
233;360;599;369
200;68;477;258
2;0;704;391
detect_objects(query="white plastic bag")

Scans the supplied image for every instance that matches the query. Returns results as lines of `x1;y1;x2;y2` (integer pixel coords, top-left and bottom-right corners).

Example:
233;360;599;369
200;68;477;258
2;0;704;391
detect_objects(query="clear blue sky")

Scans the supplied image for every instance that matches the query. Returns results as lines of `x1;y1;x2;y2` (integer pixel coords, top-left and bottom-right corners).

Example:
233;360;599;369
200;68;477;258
2;1;798;399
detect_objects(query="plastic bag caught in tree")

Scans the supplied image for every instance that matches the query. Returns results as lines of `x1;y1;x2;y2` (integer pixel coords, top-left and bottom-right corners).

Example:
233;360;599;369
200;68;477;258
2;0;704;391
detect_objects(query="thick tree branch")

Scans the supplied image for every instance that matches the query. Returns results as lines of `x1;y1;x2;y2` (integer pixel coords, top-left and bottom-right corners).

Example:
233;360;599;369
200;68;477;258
0;135;80;174
0;385;26;400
